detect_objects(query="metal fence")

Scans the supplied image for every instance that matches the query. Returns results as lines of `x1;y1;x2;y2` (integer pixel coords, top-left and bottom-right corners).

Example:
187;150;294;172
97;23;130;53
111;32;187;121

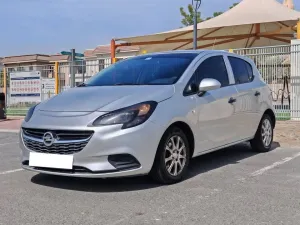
57;58;111;92
232;44;300;120
2;46;300;120
4;65;56;115
2;58;112;115
0;70;4;92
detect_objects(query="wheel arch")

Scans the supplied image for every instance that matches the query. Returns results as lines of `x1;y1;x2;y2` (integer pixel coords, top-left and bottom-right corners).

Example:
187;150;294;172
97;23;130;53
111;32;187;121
264;108;276;128
163;121;195;158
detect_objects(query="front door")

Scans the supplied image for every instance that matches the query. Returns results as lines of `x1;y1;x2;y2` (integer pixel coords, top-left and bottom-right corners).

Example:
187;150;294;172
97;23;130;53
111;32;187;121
191;54;239;153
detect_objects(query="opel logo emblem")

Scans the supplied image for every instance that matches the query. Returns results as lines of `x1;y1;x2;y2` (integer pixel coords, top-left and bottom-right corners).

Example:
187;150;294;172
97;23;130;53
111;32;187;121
43;132;55;147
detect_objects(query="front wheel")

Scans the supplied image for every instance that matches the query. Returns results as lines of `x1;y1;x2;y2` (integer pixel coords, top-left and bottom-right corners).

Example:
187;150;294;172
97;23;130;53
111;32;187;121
150;127;190;184
250;114;274;152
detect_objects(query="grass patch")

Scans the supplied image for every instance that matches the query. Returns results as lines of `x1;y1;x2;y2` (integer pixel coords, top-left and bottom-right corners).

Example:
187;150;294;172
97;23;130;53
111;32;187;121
6;108;29;116
276;112;291;121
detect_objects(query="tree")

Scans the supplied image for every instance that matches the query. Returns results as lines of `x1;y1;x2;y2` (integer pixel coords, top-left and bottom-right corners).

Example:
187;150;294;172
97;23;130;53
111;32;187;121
230;3;238;9
180;2;239;26
206;3;238;20
206;12;223;20
180;4;203;26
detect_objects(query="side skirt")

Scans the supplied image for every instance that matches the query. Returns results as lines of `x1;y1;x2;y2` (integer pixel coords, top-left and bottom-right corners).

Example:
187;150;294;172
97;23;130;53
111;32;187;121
193;136;254;158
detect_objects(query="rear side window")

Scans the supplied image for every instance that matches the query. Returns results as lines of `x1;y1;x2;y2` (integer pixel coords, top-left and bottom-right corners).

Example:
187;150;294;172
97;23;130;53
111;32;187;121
228;56;254;84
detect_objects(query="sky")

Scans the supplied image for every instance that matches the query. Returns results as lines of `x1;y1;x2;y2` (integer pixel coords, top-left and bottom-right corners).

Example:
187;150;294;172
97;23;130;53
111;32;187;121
0;0;299;57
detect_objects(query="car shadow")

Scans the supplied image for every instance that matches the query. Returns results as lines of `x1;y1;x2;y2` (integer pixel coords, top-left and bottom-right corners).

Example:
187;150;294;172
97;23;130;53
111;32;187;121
30;141;280;193
186;141;279;179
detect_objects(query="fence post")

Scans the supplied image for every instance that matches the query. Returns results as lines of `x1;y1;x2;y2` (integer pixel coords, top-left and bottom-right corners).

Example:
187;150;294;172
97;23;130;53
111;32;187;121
291;39;300;120
3;68;6;104
297;19;300;40
54;62;59;94
111;39;116;64
70;49;76;88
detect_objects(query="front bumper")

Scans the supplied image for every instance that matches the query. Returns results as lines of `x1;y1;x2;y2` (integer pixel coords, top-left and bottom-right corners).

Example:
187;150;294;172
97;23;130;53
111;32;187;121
20;113;163;178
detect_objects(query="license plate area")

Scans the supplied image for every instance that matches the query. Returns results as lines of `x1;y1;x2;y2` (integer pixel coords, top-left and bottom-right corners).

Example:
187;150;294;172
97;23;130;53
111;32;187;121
29;152;73;169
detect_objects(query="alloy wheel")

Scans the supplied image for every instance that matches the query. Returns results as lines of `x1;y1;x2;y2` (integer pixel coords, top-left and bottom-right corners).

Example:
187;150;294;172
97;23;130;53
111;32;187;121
164;135;187;176
261;118;272;147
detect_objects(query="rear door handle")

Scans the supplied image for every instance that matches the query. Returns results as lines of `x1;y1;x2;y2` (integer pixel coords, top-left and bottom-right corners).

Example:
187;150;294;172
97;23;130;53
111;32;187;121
255;91;261;96
228;97;236;104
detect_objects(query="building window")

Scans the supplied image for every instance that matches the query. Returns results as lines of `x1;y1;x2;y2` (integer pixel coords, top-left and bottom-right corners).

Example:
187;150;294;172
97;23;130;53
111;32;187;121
99;59;105;71
17;67;25;72
7;68;16;73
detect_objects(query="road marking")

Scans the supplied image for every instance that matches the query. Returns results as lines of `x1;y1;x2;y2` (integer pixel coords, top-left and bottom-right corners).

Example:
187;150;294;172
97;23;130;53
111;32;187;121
0;142;19;146
251;152;300;177
0;168;23;175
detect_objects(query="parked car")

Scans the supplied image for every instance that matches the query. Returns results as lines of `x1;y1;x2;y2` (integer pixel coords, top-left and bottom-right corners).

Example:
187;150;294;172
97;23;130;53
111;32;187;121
20;50;275;184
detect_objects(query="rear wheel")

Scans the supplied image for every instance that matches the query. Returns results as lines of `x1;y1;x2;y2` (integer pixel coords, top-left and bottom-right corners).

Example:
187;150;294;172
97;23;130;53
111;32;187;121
250;114;274;152
150;127;190;184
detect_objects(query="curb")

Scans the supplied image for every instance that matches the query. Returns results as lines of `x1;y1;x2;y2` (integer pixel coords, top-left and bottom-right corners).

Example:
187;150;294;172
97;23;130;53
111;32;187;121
0;129;20;133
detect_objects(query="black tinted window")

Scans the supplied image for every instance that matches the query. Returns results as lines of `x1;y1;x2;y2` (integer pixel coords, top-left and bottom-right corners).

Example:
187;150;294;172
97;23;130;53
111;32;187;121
84;53;198;86
228;56;254;84
196;56;229;87
184;56;229;95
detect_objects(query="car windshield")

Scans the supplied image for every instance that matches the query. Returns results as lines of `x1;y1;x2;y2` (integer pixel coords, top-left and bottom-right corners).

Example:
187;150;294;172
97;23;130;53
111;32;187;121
84;53;198;86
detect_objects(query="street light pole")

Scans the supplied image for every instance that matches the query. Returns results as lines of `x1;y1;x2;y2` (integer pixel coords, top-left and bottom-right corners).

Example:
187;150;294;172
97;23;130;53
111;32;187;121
192;0;202;50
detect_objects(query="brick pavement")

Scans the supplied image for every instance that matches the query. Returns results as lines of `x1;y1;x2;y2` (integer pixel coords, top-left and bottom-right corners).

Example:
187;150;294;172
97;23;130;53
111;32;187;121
0;119;23;132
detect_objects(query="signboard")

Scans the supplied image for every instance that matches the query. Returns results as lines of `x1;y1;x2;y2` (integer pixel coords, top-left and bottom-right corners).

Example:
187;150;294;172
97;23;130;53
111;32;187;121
42;78;55;93
10;71;41;104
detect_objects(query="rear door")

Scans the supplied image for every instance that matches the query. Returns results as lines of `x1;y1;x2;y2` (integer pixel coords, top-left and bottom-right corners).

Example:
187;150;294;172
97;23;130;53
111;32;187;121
225;55;260;139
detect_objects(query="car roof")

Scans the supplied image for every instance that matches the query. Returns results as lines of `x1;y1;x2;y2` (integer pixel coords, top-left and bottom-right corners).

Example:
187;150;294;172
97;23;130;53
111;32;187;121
139;50;231;58
128;50;256;66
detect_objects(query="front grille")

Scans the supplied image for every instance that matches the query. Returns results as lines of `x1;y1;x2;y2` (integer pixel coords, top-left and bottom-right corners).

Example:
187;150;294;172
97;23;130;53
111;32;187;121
23;128;93;141
22;128;94;155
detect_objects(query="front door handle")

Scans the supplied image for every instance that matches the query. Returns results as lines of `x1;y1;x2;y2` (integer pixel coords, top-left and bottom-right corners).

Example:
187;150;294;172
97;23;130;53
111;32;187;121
255;91;261;96
228;97;236;104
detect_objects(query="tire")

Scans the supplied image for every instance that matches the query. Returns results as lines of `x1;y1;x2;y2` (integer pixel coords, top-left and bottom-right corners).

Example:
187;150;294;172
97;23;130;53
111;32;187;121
150;127;190;184
250;114;274;152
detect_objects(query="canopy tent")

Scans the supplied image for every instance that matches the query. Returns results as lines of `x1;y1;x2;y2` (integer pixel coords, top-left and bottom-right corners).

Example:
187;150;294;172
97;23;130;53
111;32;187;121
111;0;300;62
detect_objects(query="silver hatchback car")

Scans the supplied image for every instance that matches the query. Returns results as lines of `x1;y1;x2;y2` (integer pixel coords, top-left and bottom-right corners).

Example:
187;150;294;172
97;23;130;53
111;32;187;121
20;50;275;184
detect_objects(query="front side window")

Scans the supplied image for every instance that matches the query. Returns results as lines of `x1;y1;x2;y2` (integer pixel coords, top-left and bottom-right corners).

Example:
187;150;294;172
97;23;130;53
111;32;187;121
184;55;229;95
228;56;254;84
84;53;198;86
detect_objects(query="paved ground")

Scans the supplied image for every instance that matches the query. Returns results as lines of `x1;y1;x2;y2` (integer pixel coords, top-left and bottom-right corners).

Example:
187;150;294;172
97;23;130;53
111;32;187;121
0;119;23;132
1;132;300;225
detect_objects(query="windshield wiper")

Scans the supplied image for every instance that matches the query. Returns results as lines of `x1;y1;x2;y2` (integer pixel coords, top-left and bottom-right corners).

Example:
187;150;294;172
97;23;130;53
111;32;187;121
77;83;87;87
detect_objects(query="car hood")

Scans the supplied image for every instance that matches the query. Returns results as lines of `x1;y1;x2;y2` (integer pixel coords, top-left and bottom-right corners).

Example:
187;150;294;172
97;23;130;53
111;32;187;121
38;85;175;112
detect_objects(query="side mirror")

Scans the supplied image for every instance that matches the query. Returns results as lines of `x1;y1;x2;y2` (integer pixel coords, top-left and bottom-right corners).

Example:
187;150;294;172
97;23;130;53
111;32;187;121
198;78;221;93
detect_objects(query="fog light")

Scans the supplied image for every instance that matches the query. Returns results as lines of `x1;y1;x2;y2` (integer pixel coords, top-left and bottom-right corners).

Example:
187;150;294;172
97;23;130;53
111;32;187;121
108;154;141;171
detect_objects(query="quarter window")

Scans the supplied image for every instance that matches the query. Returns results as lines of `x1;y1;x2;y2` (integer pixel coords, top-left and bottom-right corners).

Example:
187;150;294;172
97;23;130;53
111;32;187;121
228;56;254;84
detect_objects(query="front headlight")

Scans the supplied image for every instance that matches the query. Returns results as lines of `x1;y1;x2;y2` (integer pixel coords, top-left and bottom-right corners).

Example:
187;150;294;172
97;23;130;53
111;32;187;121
93;101;158;129
24;104;38;122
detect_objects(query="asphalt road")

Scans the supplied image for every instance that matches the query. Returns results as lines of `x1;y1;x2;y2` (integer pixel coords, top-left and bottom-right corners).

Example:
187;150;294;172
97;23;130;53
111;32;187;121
1;132;300;225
